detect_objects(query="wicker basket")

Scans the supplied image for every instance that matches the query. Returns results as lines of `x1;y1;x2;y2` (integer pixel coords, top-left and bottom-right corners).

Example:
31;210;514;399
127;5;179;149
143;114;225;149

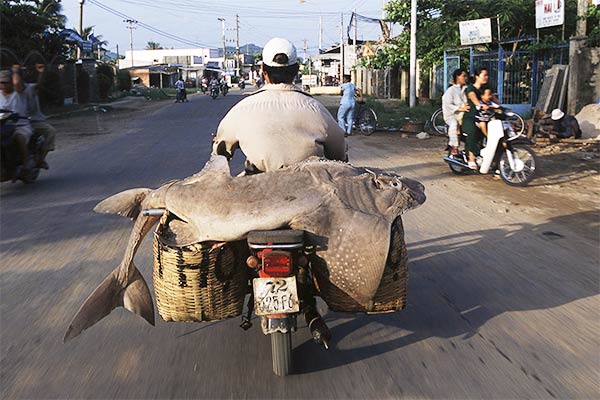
152;220;249;322
313;217;408;313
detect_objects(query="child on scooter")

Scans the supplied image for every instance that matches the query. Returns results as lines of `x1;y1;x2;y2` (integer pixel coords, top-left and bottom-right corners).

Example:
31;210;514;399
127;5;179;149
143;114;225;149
475;88;499;137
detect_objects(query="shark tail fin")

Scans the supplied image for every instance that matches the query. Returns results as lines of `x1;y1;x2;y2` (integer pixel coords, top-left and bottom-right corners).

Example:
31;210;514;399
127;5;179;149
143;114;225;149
94;188;152;219
63;263;155;343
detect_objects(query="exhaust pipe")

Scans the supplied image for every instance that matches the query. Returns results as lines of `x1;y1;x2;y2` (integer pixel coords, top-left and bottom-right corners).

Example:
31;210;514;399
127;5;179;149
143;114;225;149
443;156;468;168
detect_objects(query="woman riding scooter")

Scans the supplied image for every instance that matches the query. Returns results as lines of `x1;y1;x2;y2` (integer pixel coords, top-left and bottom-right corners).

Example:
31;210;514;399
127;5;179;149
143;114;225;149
463;68;501;169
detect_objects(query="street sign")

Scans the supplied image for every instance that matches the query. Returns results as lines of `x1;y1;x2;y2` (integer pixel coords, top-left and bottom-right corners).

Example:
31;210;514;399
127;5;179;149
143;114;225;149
459;18;492;45
301;74;317;86
535;0;565;29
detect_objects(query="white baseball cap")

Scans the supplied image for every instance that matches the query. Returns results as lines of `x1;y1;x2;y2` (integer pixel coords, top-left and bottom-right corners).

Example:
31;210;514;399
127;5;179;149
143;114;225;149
551;108;565;120
262;38;298;67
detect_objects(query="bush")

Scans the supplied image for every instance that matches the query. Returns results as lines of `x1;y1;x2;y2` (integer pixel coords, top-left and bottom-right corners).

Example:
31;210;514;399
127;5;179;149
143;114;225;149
97;73;113;100
117;70;131;92
96;64;115;100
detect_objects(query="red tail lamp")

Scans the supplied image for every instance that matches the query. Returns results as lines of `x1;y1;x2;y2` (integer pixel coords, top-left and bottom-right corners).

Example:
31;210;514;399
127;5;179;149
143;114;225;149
262;251;293;277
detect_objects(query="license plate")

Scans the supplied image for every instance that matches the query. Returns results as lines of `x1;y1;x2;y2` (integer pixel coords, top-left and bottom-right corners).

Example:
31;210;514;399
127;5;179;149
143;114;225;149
252;277;300;316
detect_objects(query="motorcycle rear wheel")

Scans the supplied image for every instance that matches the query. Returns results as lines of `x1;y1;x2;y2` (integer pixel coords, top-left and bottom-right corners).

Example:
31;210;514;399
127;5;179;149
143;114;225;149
271;331;292;376
499;144;537;186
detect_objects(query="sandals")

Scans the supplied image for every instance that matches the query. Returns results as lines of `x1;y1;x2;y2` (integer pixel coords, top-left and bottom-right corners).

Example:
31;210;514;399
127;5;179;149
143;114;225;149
468;161;478;170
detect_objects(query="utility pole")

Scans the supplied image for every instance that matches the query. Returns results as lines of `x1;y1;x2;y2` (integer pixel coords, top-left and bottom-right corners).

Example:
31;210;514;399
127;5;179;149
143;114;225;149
124;19;137;68
567;0;589;114
235;14;240;77
303;39;308;65
340;13;345;79
353;9;358;85
218;18;226;73
409;0;417;107
319;16;323;53
77;0;85;59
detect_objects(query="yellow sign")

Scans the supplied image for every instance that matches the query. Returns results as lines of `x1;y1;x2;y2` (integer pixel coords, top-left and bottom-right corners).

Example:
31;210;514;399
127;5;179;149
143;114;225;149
362;44;375;57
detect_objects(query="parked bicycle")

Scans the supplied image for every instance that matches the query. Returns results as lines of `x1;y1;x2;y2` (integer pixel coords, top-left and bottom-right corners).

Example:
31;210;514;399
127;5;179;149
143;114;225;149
353;101;378;136
427;107;525;136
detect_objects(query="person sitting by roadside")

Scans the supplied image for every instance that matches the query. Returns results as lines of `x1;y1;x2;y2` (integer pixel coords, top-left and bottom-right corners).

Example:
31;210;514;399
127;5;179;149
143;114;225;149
549;108;582;139
0;67;33;177
441;68;469;155
337;74;363;137
474;87;499;138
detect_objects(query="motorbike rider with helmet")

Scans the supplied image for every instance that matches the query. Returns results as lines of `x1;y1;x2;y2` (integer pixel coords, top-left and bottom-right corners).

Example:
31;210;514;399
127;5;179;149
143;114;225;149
212;37;346;174
212;37;347;340
0;67;34;178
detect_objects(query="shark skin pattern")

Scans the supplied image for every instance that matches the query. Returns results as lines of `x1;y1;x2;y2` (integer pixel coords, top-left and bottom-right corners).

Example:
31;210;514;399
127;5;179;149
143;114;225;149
64;156;425;342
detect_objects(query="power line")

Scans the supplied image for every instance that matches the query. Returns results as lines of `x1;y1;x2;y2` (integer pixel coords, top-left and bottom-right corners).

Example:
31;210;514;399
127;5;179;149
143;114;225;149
87;0;217;48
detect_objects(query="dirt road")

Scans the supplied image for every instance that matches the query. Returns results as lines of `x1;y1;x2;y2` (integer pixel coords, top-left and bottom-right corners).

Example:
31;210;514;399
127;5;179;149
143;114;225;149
1;91;598;399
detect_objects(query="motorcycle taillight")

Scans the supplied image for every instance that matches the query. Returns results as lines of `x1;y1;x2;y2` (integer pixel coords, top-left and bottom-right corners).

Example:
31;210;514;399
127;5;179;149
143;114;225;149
262;251;293;277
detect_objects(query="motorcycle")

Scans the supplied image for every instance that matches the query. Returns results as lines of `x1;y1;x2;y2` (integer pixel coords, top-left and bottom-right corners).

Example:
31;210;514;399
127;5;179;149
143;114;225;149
244;229;329;376
210;83;219;100
443;107;537;186
175;88;188;103
238;79;246;90
1;110;44;183
221;82;229;96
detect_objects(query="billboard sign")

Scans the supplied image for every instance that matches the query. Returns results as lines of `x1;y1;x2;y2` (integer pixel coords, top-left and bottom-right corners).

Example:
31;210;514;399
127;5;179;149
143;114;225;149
536;0;565;29
459;18;492;45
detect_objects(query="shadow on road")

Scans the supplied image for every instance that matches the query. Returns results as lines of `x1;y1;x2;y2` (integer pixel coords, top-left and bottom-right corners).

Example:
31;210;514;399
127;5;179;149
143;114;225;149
293;211;599;374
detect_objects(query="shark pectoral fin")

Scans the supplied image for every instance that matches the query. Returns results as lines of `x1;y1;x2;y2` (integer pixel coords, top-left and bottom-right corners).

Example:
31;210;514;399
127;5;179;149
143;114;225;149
94;188;152;219
122;265;155;327
63;264;155;343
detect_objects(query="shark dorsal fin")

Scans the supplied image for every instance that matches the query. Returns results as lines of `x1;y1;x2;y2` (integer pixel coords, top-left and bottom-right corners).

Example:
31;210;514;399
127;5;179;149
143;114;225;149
201;155;231;176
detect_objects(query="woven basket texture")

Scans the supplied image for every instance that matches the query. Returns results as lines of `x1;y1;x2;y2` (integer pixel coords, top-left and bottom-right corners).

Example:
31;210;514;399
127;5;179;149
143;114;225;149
313;217;408;313
153;226;249;322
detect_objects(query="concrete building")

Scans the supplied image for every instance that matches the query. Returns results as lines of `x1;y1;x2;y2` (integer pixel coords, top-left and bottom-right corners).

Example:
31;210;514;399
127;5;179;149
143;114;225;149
118;48;223;70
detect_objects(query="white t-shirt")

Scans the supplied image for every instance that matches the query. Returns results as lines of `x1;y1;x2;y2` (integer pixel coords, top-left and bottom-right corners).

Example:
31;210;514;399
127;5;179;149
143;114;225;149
0;89;30;126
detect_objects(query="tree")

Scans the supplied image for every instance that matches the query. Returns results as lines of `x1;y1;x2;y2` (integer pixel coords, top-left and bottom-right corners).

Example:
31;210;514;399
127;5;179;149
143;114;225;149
363;0;582;70
0;0;67;64
145;41;163;50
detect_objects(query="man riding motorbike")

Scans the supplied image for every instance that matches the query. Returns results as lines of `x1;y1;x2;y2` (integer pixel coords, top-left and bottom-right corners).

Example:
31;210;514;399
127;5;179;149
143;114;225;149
212;37;346;174
212;37;347;339
174;76;186;102
25;63;55;169
0;68;33;178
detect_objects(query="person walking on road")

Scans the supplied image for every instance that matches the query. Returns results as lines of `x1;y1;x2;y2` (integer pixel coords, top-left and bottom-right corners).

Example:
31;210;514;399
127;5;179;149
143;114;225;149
337;74;363;137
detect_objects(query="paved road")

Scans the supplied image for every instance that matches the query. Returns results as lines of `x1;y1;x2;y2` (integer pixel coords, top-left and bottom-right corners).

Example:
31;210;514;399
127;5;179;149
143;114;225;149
1;91;598;399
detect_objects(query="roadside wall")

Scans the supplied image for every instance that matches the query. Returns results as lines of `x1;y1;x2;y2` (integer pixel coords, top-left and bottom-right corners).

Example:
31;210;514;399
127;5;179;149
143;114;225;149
568;39;600;114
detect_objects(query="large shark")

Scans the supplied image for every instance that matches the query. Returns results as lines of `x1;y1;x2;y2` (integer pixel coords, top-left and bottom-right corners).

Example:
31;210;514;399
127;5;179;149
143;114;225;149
64;156;425;342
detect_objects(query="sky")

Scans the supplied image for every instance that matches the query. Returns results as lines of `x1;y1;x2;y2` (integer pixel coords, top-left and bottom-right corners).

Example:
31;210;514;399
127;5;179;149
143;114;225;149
61;0;389;56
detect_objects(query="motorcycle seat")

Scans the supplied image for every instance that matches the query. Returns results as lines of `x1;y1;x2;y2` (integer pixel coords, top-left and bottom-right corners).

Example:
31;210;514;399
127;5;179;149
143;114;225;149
247;229;304;245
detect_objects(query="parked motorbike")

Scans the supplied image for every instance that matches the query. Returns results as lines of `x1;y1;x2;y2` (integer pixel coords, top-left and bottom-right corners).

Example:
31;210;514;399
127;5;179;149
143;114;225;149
221;82;229;96
210;83;219;100
244;229;328;376
1;110;44;183
443;107;537;186
238;79;246;90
